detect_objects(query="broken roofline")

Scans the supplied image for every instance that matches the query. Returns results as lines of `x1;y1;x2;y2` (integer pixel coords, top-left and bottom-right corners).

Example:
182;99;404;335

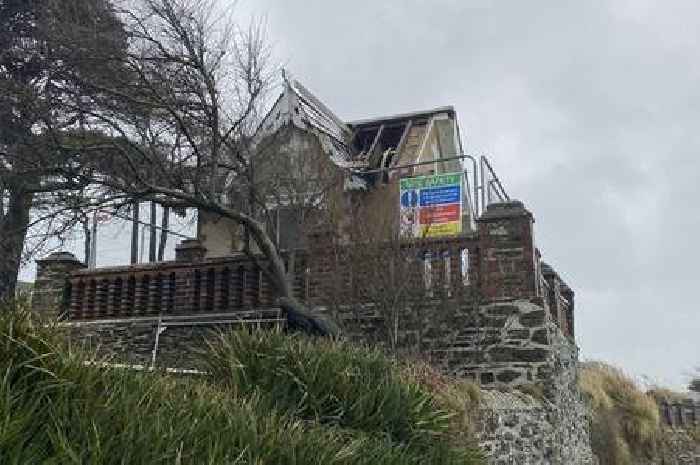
256;73;457;143
347;106;456;128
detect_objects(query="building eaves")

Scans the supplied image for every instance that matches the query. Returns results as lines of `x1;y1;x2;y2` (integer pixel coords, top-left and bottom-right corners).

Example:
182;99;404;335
346;106;456;128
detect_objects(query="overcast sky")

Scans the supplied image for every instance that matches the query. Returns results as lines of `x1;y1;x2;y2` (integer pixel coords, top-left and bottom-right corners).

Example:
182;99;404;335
235;0;698;389
20;0;698;389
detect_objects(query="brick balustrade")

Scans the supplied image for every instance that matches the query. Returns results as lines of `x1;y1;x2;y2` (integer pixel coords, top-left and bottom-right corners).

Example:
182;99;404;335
59;236;479;321
33;201;575;338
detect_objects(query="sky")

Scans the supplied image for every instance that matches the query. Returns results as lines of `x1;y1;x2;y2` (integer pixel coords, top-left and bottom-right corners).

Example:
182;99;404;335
20;0;698;389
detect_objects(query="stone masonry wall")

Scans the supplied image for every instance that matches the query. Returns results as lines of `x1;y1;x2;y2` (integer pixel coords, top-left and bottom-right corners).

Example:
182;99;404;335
58;310;285;369
475;331;597;465
56;296;601;465
477;389;596;465
644;429;700;465
313;297;598;465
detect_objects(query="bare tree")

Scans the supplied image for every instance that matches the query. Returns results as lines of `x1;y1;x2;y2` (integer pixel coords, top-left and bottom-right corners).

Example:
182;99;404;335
30;0;337;333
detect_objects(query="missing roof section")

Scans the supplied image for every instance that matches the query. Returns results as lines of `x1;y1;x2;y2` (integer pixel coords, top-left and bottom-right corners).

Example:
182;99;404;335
255;74;461;189
348;106;456;172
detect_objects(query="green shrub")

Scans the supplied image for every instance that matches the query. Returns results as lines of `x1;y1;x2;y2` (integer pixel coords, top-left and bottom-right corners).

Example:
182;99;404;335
0;308;484;464
201;329;483;462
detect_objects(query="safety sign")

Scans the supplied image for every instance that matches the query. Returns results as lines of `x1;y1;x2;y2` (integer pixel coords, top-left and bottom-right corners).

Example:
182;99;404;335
399;172;462;238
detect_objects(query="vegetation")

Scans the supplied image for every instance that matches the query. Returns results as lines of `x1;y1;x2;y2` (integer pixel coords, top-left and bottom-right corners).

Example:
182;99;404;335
0;301;483;464
579;361;683;465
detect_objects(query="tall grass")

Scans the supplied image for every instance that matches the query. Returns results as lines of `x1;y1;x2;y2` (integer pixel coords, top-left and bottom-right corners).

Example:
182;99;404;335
0;305;483;464
201;329;483;462
579;362;661;465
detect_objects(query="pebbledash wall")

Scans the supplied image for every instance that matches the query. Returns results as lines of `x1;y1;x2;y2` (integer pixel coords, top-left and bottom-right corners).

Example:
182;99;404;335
34;200;599;464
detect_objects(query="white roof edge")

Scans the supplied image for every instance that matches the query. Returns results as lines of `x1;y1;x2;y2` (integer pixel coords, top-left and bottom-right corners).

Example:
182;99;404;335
347;106;456;126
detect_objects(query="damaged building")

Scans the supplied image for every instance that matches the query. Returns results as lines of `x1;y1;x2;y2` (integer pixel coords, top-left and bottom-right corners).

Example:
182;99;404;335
198;76;476;257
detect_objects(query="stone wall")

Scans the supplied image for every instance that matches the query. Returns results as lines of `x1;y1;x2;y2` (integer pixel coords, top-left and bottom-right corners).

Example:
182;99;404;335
645;429;700;465
477;389;596;465
58;309;285;369
56;294;602;465
474;322;596;465
332;297;598;464
326;298;572;391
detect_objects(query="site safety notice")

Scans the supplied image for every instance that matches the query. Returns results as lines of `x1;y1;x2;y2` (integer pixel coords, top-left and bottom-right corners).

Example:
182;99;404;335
399;172;462;238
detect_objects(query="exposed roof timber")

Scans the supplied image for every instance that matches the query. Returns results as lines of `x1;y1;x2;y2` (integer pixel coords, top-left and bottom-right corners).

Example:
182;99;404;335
353;121;412;132
394;119;413;160
416;116;437;165
367;124;384;157
347;106;455;127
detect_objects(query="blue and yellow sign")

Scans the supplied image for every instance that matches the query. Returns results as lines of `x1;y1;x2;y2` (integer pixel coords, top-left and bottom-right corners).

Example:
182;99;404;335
399;173;462;238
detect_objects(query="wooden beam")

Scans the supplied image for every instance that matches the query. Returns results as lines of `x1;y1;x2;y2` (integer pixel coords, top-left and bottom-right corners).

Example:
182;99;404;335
394;120;413;160
367;124;385;166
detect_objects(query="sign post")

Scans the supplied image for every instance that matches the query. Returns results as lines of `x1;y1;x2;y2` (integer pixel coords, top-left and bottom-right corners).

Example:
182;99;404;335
399;172;463;238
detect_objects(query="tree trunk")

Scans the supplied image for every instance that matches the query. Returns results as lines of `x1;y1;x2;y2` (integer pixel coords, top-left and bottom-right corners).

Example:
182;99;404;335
243;213;339;336
0;187;33;302
157;206;169;261
83;219;91;265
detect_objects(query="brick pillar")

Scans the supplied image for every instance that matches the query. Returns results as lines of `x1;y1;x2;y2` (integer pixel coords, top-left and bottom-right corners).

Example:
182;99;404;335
175;239;207;262
33;252;86;320
477;201;537;301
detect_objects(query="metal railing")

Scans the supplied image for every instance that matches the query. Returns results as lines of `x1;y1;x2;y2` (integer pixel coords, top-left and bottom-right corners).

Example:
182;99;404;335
356;153;510;221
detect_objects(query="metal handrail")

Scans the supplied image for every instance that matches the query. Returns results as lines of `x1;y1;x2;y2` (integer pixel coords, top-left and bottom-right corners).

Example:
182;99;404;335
353;152;510;219
479;155;510;213
354;153;480;220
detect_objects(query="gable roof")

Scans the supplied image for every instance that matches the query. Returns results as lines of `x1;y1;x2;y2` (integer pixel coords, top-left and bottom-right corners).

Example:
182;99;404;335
255;73;459;189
